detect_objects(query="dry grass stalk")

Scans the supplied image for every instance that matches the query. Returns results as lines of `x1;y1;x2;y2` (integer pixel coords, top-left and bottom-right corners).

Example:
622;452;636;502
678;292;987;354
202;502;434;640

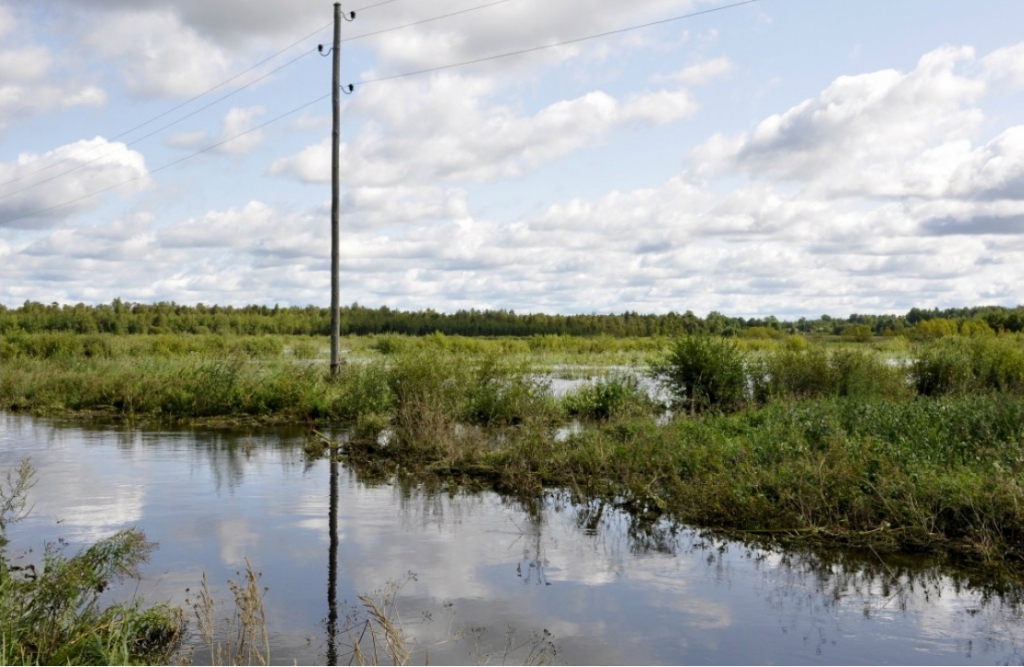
184;559;269;666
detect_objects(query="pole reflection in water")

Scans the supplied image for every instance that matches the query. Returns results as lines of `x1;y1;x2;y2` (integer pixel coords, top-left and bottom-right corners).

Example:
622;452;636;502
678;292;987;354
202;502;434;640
326;454;339;665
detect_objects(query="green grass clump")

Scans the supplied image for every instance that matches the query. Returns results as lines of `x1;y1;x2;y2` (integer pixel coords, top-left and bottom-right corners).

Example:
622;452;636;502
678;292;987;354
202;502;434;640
752;348;911;402
1;461;183;665
562;374;653;421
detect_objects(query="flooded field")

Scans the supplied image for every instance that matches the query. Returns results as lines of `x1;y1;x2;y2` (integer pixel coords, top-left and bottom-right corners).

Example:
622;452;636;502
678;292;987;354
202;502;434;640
3;411;1024;665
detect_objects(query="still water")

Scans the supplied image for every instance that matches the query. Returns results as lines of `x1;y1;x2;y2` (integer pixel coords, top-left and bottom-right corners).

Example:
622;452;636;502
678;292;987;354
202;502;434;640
2;412;1024;665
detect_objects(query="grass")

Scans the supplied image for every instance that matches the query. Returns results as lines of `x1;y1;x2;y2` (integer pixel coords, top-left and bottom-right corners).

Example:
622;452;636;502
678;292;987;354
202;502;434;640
336;392;1024;564
182;561;269;666
6;331;1024;567
1;461;184;665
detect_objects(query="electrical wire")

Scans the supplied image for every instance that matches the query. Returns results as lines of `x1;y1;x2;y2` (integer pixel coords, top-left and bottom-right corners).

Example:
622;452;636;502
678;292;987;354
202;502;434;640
0;0;402;189
3;0;760;225
353;0;760;87
352;0;405;10
0;21;334;189
1;93;333;227
0;1;407;189
342;0;513;44
0;0;513;199
0;48;319;200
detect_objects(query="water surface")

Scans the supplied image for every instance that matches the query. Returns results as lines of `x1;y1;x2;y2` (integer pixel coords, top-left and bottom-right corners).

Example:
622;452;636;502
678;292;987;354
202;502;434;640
2;412;1023;664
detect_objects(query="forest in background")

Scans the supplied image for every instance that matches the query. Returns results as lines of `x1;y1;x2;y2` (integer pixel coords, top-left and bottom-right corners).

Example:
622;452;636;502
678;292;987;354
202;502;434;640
2;299;1024;339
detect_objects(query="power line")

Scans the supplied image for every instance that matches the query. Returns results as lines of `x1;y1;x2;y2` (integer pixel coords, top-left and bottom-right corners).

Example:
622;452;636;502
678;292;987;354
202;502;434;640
0;22;334;189
1;93;333;227
352;0;405;10
0;48;319;200
353;0;760;87
341;0;514;44
0;0;514;200
0;0;403;190
4;0;761;227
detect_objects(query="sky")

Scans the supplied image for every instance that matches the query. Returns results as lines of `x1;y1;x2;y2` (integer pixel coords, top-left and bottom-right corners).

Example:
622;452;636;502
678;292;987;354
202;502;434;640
1;0;1023;319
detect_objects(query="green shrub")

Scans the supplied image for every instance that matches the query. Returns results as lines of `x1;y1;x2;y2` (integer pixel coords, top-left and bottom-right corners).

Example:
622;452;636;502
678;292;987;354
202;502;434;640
330;361;393;422
752;347;833;402
650;336;747;413
562;374;653;420
912;337;1024;396
233;336;284;359
753;348;910;403
371;334;409;355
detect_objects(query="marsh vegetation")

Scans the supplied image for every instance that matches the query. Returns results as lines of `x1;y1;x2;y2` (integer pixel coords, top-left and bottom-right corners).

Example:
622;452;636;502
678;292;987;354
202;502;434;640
4;328;1024;565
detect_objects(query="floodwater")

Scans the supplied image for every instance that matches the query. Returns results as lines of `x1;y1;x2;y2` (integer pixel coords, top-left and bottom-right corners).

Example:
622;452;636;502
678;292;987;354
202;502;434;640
2;412;1024;665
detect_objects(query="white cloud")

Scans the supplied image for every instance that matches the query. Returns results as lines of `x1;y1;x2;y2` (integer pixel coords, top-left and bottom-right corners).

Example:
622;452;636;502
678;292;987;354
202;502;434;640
0;44;53;82
0;138;149;228
358;0;701;73
0;4;14;38
691;44;988;196
159;200;281;249
51;0;333;47
0;7;106;131
167;106;266;154
658;56;733;85
0;83;106;132
947;126;1024;201
218;106;266;154
85;9;232;97
273;74;695;187
982;42;1024;86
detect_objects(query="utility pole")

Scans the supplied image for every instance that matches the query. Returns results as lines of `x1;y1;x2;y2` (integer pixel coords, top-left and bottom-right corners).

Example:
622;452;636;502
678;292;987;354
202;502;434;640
330;1;342;379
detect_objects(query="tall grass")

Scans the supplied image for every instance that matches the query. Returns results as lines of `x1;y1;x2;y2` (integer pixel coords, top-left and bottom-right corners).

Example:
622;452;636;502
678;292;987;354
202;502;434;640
183;561;269;666
912;336;1024;395
1;461;184;665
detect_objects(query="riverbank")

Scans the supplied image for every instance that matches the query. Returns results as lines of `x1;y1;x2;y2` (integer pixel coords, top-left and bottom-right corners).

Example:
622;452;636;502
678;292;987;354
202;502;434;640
4;332;1024;566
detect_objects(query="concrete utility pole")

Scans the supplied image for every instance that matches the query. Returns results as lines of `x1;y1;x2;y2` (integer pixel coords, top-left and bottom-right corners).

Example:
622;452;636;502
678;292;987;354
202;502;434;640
330;1;342;378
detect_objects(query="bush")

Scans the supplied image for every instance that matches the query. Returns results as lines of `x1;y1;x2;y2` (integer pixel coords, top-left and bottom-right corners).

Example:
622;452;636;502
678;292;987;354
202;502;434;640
289;338;321;359
912;337;1024;396
562;373;653;420
650;336;747;413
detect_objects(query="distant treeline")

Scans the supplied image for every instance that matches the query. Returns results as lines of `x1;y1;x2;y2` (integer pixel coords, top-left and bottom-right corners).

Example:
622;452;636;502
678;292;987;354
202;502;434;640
2;300;1024;338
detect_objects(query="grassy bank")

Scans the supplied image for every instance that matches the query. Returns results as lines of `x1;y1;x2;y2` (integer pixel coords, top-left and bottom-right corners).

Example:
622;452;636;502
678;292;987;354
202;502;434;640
336;393;1024;563
5;331;1024;565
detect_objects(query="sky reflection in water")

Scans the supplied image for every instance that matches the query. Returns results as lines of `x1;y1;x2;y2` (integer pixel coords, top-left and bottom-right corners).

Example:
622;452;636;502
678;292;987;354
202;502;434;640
2;412;1023;665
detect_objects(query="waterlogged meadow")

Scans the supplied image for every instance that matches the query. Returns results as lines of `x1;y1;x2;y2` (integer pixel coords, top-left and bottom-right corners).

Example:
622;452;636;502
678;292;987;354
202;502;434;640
4;330;1024;663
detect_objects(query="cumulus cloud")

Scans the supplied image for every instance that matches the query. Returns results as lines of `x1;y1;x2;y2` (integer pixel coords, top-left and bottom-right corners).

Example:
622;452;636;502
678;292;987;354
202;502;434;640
84;9;232;97
692;45;986;188
272;74;696;186
0;138;150;228
51;0;331;46
947;126;1024;200
356;0;702;74
982;42;1024;86
0;6;106;131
